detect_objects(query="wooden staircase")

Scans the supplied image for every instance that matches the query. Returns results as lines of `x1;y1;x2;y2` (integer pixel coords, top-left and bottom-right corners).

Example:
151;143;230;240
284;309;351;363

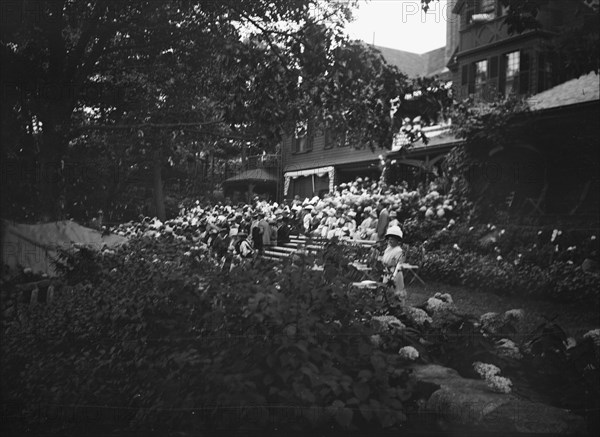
262;234;377;262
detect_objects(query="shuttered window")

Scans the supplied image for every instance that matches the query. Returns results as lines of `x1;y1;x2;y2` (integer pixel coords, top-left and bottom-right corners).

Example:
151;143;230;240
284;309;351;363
490;56;499;78
503;50;520;96
468;62;476;95
519;51;530;95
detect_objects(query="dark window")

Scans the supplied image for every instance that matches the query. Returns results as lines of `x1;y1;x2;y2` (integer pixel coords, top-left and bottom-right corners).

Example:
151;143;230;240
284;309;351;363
537;52;553;93
292;120;314;154
499;52;507;93
474;59;488;97
468;62;476;94
490;56;499;78
326;129;347;148
519;51;530;94
465;2;477;26
324;129;334;149
503;50;520;96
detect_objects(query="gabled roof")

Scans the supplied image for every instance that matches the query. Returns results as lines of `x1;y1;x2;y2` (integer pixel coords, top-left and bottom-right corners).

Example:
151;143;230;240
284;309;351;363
372;45;426;77
422;47;448;77
223;168;278;184
371;44;447;78
528;71;599;111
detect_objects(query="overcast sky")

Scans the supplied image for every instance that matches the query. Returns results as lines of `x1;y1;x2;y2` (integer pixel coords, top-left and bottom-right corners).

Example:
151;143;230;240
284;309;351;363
345;0;448;54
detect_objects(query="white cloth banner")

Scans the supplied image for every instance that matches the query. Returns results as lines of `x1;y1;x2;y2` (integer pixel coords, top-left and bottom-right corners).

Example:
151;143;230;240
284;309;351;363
284;166;335;196
284;166;334;178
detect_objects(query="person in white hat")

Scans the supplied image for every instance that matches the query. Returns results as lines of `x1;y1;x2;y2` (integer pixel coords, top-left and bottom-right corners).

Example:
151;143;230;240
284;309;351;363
381;225;406;305
303;206;314;234
387;209;400;230
358;208;377;240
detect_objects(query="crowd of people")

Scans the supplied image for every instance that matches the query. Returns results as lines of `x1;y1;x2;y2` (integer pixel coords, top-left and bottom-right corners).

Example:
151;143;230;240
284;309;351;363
115;177;419;255
113;176;418;301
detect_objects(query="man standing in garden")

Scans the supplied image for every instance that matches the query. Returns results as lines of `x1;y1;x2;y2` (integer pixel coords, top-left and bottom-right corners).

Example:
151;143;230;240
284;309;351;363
251;213;264;254
376;200;390;241
255;212;270;251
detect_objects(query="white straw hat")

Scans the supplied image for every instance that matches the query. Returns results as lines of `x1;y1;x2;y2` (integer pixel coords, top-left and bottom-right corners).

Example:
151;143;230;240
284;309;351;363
385;225;403;239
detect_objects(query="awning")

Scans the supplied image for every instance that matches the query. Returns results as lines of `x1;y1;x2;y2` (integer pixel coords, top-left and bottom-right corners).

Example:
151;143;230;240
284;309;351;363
223;168;278;184
284;166;334;178
283;166;335;195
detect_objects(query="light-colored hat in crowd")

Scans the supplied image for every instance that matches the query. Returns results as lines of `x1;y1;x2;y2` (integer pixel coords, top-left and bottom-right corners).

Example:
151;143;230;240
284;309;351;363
385;226;404;239
389;211;397;217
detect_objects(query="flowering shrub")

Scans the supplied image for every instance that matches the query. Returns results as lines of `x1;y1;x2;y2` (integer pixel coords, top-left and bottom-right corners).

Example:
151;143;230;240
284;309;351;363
472;361;513;393
2;237;424;434
398;346;419;361
405;247;600;301
391;291;600;432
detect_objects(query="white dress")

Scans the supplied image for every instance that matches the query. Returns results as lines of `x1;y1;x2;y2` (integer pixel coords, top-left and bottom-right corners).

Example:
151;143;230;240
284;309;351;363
381;245;406;302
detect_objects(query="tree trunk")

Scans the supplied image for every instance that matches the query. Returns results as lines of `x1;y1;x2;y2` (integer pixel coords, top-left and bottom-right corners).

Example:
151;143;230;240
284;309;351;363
210;151;215;191
152;149;166;221
39;127;65;221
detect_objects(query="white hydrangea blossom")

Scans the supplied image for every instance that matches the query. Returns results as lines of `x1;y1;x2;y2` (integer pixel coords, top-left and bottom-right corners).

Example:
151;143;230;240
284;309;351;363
473;361;501;379
503;309;524;321
371;315;405;332
425;293;454;312
479;312;499;324
407;307;433;325
398;346;419;360
563;337;577;350
496;338;523;360
433;292;453;304
473;362;513;394
486;375;513;394
426;297;449;312
583;329;600;347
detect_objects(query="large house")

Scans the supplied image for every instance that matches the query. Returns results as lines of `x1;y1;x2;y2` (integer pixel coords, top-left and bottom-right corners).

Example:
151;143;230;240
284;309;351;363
448;0;588;100
275;0;598;204
281;44;454;200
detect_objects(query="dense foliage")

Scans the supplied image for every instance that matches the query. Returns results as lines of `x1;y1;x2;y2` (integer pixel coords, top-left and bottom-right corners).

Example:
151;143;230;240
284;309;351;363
3;233;598;434
1;236;428;434
1;0;452;223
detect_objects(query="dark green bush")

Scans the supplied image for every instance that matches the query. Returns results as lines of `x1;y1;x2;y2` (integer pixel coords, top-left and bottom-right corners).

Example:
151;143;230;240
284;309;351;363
411;247;600;301
1;237;419;434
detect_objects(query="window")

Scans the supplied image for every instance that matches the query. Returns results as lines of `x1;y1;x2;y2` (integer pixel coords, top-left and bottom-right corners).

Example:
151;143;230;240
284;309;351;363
490;56;499;78
463;0;497;26
324;127;347;149
519;51;530;95
463;1;477;26
537;52;553;93
468;62;476;95
474;59;488;97
503;51;520;95
500;50;530;96
326;129;348;148
336;130;348;148
292;120;314;153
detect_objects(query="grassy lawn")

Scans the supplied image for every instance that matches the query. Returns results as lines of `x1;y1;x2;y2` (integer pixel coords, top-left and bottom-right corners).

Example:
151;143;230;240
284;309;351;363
406;280;600;338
